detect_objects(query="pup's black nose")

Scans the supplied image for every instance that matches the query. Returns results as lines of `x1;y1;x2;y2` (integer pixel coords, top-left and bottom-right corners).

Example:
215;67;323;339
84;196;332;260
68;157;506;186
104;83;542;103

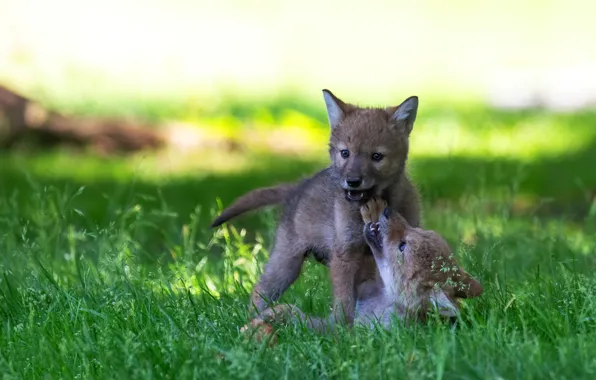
382;207;391;218
346;178;362;188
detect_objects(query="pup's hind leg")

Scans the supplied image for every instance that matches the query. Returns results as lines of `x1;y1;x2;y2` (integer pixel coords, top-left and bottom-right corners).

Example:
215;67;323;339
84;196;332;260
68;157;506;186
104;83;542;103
241;304;334;343
250;228;306;315
256;304;334;332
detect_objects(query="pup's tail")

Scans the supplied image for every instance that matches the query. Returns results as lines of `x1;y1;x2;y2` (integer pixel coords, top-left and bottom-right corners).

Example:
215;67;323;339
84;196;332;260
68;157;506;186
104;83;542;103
210;183;297;228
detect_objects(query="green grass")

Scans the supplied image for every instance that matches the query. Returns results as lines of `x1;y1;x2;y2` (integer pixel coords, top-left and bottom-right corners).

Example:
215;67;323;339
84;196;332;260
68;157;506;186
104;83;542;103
3;1;596;376
2;101;596;379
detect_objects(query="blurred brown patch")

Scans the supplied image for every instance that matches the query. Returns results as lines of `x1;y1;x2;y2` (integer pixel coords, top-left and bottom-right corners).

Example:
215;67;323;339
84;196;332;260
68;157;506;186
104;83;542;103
0;85;165;155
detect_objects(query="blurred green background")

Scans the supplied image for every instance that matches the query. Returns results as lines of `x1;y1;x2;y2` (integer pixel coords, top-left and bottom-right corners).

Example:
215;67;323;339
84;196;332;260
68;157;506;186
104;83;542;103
1;0;595;236
1;1;596;378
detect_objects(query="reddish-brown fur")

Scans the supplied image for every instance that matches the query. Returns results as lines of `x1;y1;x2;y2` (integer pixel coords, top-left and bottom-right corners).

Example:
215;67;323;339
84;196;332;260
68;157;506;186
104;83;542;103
242;199;483;338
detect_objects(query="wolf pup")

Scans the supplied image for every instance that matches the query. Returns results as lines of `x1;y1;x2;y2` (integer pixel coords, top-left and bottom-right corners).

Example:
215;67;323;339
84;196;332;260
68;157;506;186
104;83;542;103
212;90;422;324
242;198;483;336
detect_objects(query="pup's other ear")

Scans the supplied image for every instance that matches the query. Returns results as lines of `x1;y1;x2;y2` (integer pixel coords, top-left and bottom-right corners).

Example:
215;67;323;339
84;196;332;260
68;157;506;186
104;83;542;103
322;89;350;129
454;269;483;298
429;289;458;317
389;96;418;133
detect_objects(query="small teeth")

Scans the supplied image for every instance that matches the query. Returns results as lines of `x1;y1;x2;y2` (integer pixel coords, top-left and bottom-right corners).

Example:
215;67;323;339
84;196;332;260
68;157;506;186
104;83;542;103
348;191;364;200
369;222;380;234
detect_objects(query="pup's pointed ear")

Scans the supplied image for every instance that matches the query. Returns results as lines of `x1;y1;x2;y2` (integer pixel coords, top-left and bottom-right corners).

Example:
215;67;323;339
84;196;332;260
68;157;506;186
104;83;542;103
429;289;458;317
322;89;349;129
454;269;483;298
389;96;418;133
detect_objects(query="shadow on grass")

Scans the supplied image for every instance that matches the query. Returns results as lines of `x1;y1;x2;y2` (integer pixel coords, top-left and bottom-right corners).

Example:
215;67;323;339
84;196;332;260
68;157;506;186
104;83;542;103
413;134;596;220
1;119;595;279
1;133;595;230
0;152;323;267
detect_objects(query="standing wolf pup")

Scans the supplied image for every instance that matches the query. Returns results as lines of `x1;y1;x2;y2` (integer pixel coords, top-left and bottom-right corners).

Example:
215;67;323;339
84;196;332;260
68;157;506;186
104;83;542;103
212;90;422;324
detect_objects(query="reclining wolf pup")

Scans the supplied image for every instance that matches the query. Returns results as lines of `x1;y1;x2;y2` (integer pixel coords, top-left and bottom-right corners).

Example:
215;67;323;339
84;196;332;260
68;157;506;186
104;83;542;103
212;89;422;324
241;198;483;336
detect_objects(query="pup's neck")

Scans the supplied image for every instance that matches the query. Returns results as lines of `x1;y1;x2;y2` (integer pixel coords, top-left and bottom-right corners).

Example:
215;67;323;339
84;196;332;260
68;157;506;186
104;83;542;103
374;258;407;301
379;270;422;313
380;170;406;200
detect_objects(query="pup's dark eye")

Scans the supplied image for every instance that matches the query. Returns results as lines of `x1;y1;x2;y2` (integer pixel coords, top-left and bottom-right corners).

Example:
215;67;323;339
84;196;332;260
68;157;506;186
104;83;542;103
371;153;384;162
340;149;350;159
399;242;406;252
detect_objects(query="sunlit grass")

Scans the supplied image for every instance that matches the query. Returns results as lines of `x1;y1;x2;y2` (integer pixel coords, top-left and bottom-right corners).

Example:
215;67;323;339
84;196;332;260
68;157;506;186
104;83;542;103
1;168;596;377
410;112;596;160
2;1;596;375
1;160;596;378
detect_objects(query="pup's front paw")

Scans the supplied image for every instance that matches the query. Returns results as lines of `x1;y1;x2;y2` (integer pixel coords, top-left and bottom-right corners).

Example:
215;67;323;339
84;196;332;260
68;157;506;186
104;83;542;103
360;197;388;223
259;304;298;322
240;318;278;346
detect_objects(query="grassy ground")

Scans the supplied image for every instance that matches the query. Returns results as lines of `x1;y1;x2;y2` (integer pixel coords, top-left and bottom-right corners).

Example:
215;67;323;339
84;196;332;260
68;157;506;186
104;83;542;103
1;99;596;379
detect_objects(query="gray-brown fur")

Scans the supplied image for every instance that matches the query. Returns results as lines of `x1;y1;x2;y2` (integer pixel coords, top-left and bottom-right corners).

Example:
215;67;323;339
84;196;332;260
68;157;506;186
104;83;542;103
212;89;422;324
211;183;297;227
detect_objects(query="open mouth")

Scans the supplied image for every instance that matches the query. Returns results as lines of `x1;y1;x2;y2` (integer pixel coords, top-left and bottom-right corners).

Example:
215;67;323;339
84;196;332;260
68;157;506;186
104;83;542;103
364;222;383;252
345;188;374;202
